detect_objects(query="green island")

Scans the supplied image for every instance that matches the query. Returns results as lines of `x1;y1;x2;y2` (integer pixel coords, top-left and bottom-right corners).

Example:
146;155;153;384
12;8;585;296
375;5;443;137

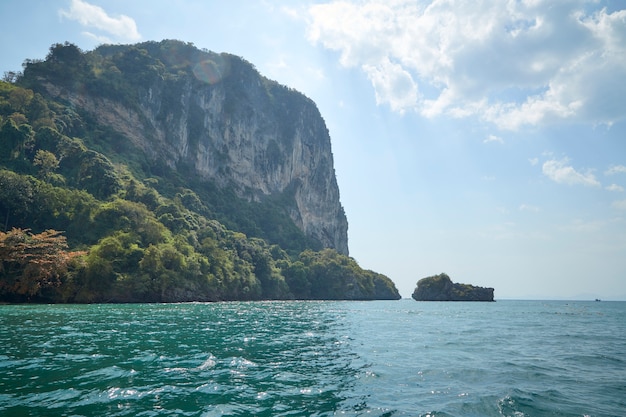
412;273;494;301
0;40;400;303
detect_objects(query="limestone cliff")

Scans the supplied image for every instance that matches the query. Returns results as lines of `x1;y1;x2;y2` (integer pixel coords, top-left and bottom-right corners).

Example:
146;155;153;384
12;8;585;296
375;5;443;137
35;40;348;254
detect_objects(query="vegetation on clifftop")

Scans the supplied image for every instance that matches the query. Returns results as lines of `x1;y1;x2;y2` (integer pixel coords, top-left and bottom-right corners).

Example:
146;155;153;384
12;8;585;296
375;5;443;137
0;41;400;302
412;273;494;301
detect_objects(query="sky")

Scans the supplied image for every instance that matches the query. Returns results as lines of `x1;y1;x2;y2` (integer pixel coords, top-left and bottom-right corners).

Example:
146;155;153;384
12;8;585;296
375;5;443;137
1;0;625;300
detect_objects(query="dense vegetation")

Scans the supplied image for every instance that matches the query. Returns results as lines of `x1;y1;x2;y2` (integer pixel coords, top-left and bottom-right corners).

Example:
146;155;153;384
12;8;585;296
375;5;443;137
412;273;494;302
0;41;400;302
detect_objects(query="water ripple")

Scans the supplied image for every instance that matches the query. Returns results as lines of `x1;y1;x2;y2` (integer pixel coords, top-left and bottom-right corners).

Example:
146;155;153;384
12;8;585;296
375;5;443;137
1;300;625;416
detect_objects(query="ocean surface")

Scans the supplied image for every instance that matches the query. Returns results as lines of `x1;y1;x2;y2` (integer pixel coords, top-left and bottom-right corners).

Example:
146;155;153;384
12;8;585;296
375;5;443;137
1;300;624;417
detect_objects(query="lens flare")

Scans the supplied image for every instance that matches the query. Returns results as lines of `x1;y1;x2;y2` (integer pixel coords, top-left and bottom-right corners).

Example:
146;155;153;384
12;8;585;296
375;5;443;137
193;55;229;85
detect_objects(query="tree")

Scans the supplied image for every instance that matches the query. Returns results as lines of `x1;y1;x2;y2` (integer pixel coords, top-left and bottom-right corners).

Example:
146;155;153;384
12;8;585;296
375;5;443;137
77;151;122;199
8;87;33;111
2;71;20;83
46;42;84;65
0;228;85;297
33;149;59;180
0;170;35;230
0;119;32;162
283;260;311;299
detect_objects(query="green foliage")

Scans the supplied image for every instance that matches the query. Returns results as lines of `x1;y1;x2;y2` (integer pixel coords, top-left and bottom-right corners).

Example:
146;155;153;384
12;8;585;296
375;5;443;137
0;170;36;228
33;149;60;180
0;170;99;244
0;117;34;172
0;41;401;303
286;249;400;300
412;273;493;301
76;151;122;199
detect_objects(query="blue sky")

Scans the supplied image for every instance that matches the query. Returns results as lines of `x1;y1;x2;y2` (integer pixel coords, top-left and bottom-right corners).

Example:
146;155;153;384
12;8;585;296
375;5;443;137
1;0;625;299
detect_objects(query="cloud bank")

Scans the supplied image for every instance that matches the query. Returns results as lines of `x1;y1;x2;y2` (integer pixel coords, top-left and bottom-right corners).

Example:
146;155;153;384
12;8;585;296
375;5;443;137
307;0;626;130
59;0;141;43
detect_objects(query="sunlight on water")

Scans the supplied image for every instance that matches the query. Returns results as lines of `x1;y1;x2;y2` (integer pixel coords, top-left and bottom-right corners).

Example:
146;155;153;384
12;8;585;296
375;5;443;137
0;300;625;416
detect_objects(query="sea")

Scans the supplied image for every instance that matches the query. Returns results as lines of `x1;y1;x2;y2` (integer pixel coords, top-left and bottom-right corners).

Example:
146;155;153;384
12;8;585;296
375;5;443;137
0;300;624;417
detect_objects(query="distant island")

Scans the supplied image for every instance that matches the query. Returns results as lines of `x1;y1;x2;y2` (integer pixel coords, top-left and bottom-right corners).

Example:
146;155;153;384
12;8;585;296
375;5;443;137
412;273;494;301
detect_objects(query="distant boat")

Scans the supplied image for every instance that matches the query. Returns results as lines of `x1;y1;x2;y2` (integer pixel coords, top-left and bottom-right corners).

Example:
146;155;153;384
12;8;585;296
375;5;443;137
595;298;601;302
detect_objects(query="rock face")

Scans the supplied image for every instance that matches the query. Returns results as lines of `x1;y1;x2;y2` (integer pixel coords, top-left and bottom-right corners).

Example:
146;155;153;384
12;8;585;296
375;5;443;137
38;40;349;254
412;273;494;301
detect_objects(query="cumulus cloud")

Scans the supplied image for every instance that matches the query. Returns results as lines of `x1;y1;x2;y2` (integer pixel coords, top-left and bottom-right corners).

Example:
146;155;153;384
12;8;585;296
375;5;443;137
59;0;141;43
364;58;419;112
307;0;626;129
542;158;600;187
605;165;626;175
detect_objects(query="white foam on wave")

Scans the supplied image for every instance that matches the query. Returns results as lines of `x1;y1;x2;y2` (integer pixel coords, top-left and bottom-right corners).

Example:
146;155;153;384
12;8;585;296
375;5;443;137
197;355;217;370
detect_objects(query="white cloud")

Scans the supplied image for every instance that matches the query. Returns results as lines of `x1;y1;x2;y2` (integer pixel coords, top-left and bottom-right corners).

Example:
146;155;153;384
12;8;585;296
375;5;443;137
59;0;141;42
280;6;300;20
307;0;626;129
363;58;419;112
529;157;539;166
612;199;626;210
542;158;600;187
605;165;626;175
81;30;112;45
483;134;504;144
519;204;540;212
606;184;624;192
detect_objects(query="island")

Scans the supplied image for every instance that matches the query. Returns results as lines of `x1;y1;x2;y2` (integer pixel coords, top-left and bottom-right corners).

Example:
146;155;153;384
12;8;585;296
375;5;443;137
0;40;401;303
412;273;494;301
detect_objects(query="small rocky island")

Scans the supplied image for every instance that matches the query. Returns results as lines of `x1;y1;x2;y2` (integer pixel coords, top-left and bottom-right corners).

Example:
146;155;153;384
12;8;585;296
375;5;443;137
412;273;494;301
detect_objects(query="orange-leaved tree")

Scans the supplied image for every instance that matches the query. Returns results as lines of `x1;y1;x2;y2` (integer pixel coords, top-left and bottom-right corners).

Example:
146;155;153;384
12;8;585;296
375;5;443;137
0;228;85;297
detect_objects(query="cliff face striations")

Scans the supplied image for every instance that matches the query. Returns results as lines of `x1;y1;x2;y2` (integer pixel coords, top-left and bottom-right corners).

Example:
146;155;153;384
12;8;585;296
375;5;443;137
35;40;348;254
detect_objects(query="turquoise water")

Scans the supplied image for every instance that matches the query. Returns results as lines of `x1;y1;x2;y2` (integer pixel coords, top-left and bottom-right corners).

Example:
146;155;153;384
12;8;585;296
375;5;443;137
1;300;624;416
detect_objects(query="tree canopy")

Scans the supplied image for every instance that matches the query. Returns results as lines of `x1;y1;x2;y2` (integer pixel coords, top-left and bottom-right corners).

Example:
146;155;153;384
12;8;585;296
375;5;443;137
0;228;84;299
